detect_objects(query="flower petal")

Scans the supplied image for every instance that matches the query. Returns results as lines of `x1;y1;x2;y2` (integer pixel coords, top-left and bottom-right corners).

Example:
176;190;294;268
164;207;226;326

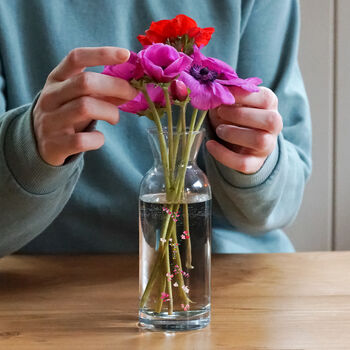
144;44;179;66
139;44;192;83
234;77;262;92
172;14;197;36
205;57;238;78
137;34;152;46
119;84;165;114
102;51;143;81
191;46;238;78
140;53;164;81
119;92;147;113
192;27;215;47
179;72;211;109
211;82;235;107
180;72;234;110
148;84;166;106
164;54;192;77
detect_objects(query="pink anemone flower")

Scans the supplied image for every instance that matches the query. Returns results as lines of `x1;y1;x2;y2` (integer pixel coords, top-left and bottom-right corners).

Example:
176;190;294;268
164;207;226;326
179;46;262;110
138;43;192;83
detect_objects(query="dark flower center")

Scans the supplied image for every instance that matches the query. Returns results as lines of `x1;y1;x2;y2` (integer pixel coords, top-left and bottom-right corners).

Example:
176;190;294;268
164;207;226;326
190;64;218;83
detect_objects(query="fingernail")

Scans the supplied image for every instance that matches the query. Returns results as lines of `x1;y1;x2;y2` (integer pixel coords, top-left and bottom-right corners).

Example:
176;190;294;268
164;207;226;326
216;125;225;137
117;48;130;62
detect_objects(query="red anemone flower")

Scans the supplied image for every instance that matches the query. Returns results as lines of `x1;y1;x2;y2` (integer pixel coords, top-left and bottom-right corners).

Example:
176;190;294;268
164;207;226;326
137;14;214;48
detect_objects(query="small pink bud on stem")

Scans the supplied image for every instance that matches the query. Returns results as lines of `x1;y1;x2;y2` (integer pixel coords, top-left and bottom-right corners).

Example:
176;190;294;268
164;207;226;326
170;80;188;101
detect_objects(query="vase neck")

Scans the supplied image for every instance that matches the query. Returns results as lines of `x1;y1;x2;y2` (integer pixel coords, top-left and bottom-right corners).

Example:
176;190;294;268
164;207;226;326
147;128;204;169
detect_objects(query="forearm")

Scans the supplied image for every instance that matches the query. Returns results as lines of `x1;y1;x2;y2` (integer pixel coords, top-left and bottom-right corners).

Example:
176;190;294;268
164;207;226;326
0;102;83;256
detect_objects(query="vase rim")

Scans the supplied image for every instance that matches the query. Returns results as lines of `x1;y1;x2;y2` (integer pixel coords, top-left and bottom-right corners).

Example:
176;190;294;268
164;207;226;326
147;127;205;136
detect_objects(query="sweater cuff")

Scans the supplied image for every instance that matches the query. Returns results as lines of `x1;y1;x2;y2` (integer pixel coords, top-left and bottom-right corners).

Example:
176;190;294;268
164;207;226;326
4;95;83;195
215;136;280;189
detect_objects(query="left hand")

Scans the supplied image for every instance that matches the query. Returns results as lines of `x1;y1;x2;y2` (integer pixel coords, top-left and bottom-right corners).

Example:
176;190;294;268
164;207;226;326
206;86;283;174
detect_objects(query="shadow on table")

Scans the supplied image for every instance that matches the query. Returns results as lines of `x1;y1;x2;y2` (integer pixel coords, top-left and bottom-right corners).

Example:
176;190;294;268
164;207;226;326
0;255;138;295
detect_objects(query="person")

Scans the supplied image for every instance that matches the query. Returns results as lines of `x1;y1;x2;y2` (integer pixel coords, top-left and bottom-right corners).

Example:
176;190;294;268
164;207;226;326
0;0;311;256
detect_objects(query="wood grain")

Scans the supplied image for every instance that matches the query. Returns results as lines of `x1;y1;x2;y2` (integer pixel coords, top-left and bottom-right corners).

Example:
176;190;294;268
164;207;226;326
1;253;350;349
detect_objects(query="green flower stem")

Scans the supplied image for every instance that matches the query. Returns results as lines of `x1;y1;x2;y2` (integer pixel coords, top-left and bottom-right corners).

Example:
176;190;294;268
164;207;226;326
189;108;198;132
171;227;192;304
155;266;167;313
195;110;208;132
160;204;173;241
165;242;173;315
140;252;165;308
173;99;190;166
178;104;195;271
142;86;171;193
171;108;198;201
183;203;194;269
163;86;174;187
169;120;199;278
174;109;207;199
181;103;187;159
172;114;183;171
168;101;189;203
163;205;192;305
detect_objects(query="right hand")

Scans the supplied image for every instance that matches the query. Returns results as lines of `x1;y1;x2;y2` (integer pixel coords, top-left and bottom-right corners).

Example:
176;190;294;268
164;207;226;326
33;47;138;166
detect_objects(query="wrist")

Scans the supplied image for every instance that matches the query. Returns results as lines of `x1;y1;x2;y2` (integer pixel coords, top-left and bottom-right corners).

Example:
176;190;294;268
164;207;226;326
4;93;84;195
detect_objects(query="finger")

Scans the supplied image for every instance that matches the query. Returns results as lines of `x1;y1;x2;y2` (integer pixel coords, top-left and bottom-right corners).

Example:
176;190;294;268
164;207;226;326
229;86;278;109
66;130;105;155
217;105;283;134
208;110;257;155
100;96;129;105
206;140;264;174
49;47;130;81
46;96;120;133
41;131;105;166
42;72;138;109
215;124;275;156
209;108;228;130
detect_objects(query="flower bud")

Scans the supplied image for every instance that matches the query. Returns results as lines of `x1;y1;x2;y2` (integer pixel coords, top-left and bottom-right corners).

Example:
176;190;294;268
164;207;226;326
170;80;188;101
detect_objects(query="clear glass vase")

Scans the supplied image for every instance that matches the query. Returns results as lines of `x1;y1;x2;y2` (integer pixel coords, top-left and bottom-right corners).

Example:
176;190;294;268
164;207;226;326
139;127;212;331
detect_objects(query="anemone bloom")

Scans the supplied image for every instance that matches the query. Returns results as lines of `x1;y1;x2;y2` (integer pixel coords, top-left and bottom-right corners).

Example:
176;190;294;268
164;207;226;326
102;51;144;81
119;83;165;114
138;43;192;83
137;14;215;49
179;46;262;110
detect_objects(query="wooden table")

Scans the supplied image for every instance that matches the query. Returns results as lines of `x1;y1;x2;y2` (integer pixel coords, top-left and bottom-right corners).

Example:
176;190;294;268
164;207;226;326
1;253;350;350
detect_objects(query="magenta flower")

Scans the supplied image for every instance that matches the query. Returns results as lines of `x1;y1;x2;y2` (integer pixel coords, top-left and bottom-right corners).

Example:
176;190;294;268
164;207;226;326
102;51;144;81
119;83;165;114
179;46;262;110
138;43;192;83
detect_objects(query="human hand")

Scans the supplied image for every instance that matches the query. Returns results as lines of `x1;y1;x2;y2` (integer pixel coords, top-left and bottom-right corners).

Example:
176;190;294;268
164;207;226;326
206;86;283;174
33;47;138;166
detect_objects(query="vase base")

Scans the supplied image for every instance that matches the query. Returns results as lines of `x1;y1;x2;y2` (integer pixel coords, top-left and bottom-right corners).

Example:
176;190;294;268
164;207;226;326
138;307;210;331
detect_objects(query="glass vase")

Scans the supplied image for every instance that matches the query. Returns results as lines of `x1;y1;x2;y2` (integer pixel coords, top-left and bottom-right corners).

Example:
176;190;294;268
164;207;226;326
138;127;212;331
